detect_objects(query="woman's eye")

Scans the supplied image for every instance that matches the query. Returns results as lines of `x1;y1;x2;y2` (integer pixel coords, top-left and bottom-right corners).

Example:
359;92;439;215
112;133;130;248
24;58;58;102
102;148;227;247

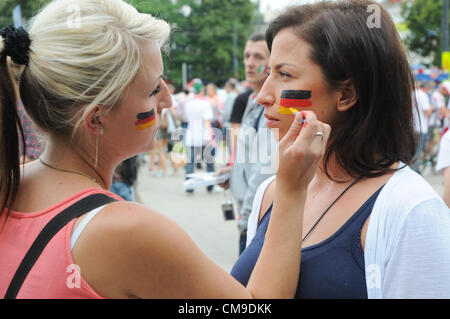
150;85;161;97
280;71;291;79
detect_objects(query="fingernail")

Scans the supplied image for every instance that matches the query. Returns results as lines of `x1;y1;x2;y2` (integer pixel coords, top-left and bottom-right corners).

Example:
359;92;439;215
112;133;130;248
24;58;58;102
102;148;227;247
301;111;307;127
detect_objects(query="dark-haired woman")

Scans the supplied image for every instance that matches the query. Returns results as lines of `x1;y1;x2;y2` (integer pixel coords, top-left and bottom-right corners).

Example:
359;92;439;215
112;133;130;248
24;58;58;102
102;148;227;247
231;0;450;298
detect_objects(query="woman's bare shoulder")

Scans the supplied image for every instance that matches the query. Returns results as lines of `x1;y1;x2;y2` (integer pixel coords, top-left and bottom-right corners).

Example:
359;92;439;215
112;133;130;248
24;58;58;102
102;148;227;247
72;200;249;298
76;200;175;246
71;201;180;298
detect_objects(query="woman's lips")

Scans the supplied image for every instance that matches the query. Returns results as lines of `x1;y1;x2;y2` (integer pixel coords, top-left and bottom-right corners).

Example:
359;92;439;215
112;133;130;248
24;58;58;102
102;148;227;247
264;113;280;128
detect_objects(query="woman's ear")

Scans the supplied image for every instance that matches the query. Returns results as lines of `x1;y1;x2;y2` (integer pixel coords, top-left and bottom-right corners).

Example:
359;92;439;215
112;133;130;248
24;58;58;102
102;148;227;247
336;80;358;112
84;105;104;135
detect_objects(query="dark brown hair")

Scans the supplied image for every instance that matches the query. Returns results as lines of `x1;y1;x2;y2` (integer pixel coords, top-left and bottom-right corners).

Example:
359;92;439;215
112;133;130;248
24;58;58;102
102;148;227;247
248;33;266;43
266;0;417;181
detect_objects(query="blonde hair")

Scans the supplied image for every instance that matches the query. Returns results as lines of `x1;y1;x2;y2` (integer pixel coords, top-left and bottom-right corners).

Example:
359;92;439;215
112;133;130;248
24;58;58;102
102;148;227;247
19;0;170;135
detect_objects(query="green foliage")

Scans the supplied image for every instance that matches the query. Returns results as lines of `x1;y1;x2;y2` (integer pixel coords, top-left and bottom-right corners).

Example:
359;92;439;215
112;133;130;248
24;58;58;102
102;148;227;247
0;0;52;27
129;0;257;87
401;0;447;66
0;0;258;87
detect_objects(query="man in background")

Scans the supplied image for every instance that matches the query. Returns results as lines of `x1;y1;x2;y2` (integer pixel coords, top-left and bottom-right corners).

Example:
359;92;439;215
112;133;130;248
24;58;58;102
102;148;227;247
217;34;275;254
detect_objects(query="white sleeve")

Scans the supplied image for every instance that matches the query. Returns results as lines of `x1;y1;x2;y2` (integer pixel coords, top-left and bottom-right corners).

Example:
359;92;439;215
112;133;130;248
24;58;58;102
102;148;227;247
415;90;431;111
436;130;450;173
203;102;213;121
432;92;445;108
383;199;450;298
421;92;431;111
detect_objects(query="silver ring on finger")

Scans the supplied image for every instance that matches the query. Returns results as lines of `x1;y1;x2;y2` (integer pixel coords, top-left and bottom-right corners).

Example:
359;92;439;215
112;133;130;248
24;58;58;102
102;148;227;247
314;131;325;141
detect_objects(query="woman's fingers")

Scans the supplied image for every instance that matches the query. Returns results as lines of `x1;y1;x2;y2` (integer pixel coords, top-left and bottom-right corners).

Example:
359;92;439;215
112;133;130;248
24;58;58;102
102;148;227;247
279;111;305;147
288;111;322;151
317;123;331;154
276;111;331;192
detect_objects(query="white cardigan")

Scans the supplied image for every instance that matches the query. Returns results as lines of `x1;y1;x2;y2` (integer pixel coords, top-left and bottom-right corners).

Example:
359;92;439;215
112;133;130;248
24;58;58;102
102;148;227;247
246;165;450;298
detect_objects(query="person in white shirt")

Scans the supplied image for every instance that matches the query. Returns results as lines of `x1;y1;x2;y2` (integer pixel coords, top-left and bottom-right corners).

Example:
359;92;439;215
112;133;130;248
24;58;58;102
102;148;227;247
222;80;239;155
429;81;444;131
434;82;450;124
183;79;215;193
441;81;450;129
412;81;433;172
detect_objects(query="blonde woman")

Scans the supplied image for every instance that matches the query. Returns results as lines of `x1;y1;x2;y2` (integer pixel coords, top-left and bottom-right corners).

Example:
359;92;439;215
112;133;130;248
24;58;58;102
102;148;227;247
0;0;330;298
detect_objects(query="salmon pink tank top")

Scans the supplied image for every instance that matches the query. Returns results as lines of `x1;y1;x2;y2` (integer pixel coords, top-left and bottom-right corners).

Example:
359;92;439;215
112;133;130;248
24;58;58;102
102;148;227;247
0;188;122;299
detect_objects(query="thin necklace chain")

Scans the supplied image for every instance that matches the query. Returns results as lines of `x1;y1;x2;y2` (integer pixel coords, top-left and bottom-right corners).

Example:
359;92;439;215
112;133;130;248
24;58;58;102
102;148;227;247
39;158;98;183
302;178;360;242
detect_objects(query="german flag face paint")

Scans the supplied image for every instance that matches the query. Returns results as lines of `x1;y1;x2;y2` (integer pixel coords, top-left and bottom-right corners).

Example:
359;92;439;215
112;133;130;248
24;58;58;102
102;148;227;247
279;90;312;115
135;109;156;131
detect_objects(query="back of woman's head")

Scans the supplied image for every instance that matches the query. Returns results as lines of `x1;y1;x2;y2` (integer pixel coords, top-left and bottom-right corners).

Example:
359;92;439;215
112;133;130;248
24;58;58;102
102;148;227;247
266;0;416;180
21;0;170;135
0;0;170;223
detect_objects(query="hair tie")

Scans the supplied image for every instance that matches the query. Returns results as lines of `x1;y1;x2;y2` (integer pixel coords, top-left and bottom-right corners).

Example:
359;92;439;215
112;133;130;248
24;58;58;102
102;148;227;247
1;25;31;66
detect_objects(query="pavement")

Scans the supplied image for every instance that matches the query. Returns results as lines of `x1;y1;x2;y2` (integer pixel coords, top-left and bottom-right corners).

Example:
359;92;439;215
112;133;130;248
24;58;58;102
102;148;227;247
136;155;239;272
135;147;446;273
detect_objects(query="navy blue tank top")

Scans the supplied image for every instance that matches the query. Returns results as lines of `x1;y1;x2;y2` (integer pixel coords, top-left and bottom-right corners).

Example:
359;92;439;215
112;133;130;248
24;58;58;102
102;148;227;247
230;186;384;299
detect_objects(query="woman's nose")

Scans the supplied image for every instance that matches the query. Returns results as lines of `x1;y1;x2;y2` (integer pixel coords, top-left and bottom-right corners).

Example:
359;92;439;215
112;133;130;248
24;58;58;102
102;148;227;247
256;82;276;108
158;82;173;112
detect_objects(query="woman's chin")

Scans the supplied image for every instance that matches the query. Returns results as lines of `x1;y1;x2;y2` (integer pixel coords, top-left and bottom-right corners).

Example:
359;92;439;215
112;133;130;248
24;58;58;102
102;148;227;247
270;128;283;142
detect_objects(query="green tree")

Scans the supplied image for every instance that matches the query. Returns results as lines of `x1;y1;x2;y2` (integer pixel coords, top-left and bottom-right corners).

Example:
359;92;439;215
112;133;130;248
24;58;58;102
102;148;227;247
1;0;257;87
0;0;52;28
130;0;257;87
401;0;447;66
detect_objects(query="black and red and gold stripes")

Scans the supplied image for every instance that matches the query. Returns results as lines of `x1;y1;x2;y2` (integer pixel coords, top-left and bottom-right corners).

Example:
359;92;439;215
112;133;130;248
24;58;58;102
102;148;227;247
135;109;156;131
279;90;312;115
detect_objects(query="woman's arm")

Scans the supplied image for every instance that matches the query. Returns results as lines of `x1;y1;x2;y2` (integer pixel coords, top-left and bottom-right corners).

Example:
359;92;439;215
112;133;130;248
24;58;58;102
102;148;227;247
73;112;330;298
